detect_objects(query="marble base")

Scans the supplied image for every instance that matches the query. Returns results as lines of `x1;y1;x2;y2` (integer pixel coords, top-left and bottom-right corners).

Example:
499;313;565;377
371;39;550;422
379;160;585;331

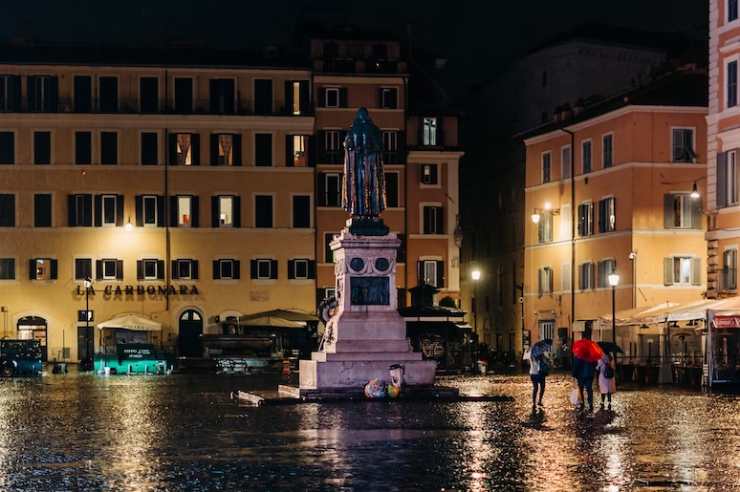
299;358;436;389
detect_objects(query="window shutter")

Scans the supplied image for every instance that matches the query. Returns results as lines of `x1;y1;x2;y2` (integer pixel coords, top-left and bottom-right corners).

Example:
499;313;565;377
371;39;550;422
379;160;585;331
285;134;294;167
299;81;310;113
171;260;179;280
250;260;258;279
270;259;278;279
211;196;219;227
691;199;702;230
691;258;701;286
664;194;674;228
169;196;178;227
191;260;199;279
316;288;326;307
284;81;293;113
398;130;406;158
317;88;325;108
95;260;103;280
308;260;316;279
416;261;423;285
136;260;143;280
157;195;165;227
663;257;674;286
233;196;241;228
168;134;178;165
538;269;543;296
436;260;444;288
611;197;617;230
191;196;199;227
68;195;77;226
436;207;444;234
210;134;219;165
115;195;124;227
339;87;348;107
94;194;102;227
116;260;124;280
29;259;36;280
548;268;553;293
49;76;58;111
135;195;143;226
288;260;295;279
317;173;326;206
213;260;221;279
436;116;444;146
157;260;165;280
377;88;383;107
233;260;241;279
717;151;727;208
307;136;315;167
233;134;242;166
191;134;200;165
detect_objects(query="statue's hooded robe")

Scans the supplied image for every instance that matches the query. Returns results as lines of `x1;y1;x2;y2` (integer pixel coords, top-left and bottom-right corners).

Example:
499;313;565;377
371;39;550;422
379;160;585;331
342;107;386;217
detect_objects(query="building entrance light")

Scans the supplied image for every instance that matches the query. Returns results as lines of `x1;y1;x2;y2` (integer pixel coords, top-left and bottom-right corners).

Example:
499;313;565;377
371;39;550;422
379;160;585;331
531;213;541;224
608;273;620;287
690;182;700;200
471;269;481;281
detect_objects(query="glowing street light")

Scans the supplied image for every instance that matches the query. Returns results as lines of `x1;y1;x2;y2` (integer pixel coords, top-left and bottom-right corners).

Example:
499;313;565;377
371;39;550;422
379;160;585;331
608;273;619;344
690;182;700;200
471;269;481;281
530;213;541;224
471;269;481;334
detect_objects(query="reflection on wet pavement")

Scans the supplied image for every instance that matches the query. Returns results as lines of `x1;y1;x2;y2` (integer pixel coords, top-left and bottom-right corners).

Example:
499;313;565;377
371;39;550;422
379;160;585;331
0;373;736;490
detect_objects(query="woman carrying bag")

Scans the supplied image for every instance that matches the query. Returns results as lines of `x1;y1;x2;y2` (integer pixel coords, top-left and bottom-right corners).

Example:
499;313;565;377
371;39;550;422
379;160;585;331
596;353;617;410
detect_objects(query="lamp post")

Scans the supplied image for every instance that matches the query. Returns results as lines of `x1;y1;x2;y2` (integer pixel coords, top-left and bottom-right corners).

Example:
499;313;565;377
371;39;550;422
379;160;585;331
471;269;481;336
83;277;93;371
608;273;620;343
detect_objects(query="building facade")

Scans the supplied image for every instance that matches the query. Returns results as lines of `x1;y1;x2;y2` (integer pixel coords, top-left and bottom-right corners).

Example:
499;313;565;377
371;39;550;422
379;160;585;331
523;74;707;353
0;39;461;363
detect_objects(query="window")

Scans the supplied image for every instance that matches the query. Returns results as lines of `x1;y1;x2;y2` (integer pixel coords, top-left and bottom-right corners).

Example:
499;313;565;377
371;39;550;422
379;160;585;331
255;133;272;166
0;259;15;280
255;195;273;228
287;80;309;115
218;196;234;227
560;204;571;241
422;205;444;234
538;267;553;295
577;202;594;236
75;131;91;164
69;194;92;227
727;150;738;205
255;259;275;280
0;75;21;112
385;172;399;208
100;131;117;165
0;131;14;164
139;77;158;113
582;140;592;174
0;194;15;227
324;233;335;263
141;132;158;165
98;259;122;281
561;263;571;292
597;259;617;288
140;195;158;226
320;173;341;207
728;60;738;108
213;259;240;280
723;249;737;290
664;193;700;229
99;77;117;112
561;146;572;179
322;130;343;164
173;259;198;280
292;259;308;279
324;87;340;107
380;88;398;109
422;117;437;146
663;256;701;286
28;76;58;112
30;258;57;280
672;128;696;163
729;0;739;22
174;133;195;165
287;135;308;167
579;262;594;290
537;211;553;243
541;152;551;183
209;79;235;114
675;257;692;285
382;130;401;163
421;164;439;185
101;195;117;226
74;258;92;281
34;193;51;227
598;197;616;233
136;259;163;280
174;78;193;113
177;196;192;227
34;131;51;165
254;79;273;114
73;76;91;113
292;195;311;228
212;133;240;166
602;134;613;168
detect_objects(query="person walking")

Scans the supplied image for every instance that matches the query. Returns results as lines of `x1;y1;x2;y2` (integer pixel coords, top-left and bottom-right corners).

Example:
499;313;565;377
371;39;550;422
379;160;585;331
523;339;551;409
571;330;598;412
596;353;617;410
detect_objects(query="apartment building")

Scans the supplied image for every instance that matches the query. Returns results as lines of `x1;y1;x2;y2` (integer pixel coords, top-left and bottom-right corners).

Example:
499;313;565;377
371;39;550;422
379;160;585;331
0;38;461;363
522;70;707;350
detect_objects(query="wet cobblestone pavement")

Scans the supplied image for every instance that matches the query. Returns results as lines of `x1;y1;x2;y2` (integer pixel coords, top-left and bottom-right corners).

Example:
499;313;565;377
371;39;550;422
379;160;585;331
0;372;737;491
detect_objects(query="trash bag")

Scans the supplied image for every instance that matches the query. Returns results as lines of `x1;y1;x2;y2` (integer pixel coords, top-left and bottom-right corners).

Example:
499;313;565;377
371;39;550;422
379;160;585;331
364;379;387;399
569;388;582;406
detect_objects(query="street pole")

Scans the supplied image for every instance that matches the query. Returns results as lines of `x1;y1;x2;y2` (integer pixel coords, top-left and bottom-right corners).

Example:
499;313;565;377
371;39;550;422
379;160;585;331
612;284;616;343
85;277;91;371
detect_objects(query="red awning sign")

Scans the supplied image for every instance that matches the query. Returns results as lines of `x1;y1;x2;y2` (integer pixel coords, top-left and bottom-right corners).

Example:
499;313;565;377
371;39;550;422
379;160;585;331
712;316;740;329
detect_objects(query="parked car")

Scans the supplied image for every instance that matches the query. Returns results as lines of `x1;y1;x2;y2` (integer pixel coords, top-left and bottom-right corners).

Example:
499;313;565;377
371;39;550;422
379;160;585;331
0;340;43;376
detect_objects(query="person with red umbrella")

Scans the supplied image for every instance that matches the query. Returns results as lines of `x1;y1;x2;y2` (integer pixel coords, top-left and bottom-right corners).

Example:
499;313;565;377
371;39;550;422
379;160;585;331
571;327;604;412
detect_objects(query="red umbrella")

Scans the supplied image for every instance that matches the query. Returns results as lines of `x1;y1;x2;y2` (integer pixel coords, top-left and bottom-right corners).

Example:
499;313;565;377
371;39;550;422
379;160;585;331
572;339;605;363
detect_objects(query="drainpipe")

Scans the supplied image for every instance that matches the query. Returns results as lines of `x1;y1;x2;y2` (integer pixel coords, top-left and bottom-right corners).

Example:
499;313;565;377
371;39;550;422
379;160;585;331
560;128;576;346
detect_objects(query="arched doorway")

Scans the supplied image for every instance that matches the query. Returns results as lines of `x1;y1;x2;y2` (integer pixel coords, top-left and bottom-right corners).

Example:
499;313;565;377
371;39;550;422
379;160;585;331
178;309;203;357
17;316;48;362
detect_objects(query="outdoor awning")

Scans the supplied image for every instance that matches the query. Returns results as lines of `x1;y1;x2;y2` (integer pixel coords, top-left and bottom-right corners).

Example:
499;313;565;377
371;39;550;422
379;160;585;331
240;316;306;329
97;313;162;332
239;309;317;323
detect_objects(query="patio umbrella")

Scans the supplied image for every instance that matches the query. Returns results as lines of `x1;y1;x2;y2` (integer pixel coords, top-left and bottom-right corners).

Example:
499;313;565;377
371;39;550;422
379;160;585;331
597;341;624;354
572;339;605;363
530;338;553;358
240;316;306;329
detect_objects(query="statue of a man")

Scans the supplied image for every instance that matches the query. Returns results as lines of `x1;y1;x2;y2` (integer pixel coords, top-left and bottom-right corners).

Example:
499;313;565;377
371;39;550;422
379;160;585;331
342;107;386;218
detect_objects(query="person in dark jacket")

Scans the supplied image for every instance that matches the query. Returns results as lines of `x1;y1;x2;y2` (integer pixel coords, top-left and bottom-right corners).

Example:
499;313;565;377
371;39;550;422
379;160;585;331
572;330;597;412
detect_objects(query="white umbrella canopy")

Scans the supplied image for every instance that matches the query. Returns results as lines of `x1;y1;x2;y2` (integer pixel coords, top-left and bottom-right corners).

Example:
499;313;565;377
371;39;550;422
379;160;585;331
96;313;162;332
240;316;306;329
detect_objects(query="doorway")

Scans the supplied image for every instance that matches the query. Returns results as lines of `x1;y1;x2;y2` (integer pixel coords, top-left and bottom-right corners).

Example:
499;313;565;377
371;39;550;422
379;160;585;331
178;310;203;357
77;326;93;363
17;316;48;362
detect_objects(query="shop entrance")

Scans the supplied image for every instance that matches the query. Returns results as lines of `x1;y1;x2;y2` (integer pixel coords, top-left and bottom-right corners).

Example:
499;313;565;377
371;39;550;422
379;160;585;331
178;310;203;357
17;316;48;362
77;326;94;363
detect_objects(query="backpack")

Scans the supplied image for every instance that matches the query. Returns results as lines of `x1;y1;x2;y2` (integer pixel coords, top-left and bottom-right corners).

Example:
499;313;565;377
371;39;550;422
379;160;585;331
536;355;550;376
603;364;614;379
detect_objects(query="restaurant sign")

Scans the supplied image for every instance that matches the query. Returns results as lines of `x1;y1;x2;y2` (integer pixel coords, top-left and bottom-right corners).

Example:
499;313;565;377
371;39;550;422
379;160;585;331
712;316;740;329
75;284;199;298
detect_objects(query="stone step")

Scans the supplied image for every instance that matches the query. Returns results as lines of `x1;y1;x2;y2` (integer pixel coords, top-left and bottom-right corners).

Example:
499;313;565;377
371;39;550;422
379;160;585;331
312;351;424;362
327;339;412;353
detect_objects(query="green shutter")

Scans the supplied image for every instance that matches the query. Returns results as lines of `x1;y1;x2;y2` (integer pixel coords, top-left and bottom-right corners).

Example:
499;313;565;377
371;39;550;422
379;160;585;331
663;257;674;286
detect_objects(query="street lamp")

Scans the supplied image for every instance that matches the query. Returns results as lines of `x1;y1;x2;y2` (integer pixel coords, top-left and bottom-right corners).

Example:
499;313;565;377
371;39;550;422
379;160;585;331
471;269;481;336
83;277;93;371
530;212;541;224
608;273;620;344
690;182;700;200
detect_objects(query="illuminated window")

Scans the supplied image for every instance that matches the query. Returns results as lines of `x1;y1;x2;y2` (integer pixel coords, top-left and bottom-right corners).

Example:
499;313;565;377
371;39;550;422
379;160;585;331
422;117;437;146
290;135;307;166
219;196;233;227
176;134;192;165
291;81;301;115
421;164;439;185
34;259;51;280
217;134;233;165
177;196;192;227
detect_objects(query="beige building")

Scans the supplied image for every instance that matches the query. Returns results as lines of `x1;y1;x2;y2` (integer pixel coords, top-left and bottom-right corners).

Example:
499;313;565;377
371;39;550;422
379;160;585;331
522;70;708;353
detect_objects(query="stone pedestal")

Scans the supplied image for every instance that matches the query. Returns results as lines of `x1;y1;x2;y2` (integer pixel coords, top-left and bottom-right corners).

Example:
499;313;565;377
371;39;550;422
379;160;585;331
300;224;436;390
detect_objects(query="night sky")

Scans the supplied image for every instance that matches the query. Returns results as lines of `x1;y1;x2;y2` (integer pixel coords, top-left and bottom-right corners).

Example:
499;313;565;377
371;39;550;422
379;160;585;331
0;0;708;95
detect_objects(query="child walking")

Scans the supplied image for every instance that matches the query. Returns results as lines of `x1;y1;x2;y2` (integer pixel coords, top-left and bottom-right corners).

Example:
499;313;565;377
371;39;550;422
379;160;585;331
596;353;616;410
